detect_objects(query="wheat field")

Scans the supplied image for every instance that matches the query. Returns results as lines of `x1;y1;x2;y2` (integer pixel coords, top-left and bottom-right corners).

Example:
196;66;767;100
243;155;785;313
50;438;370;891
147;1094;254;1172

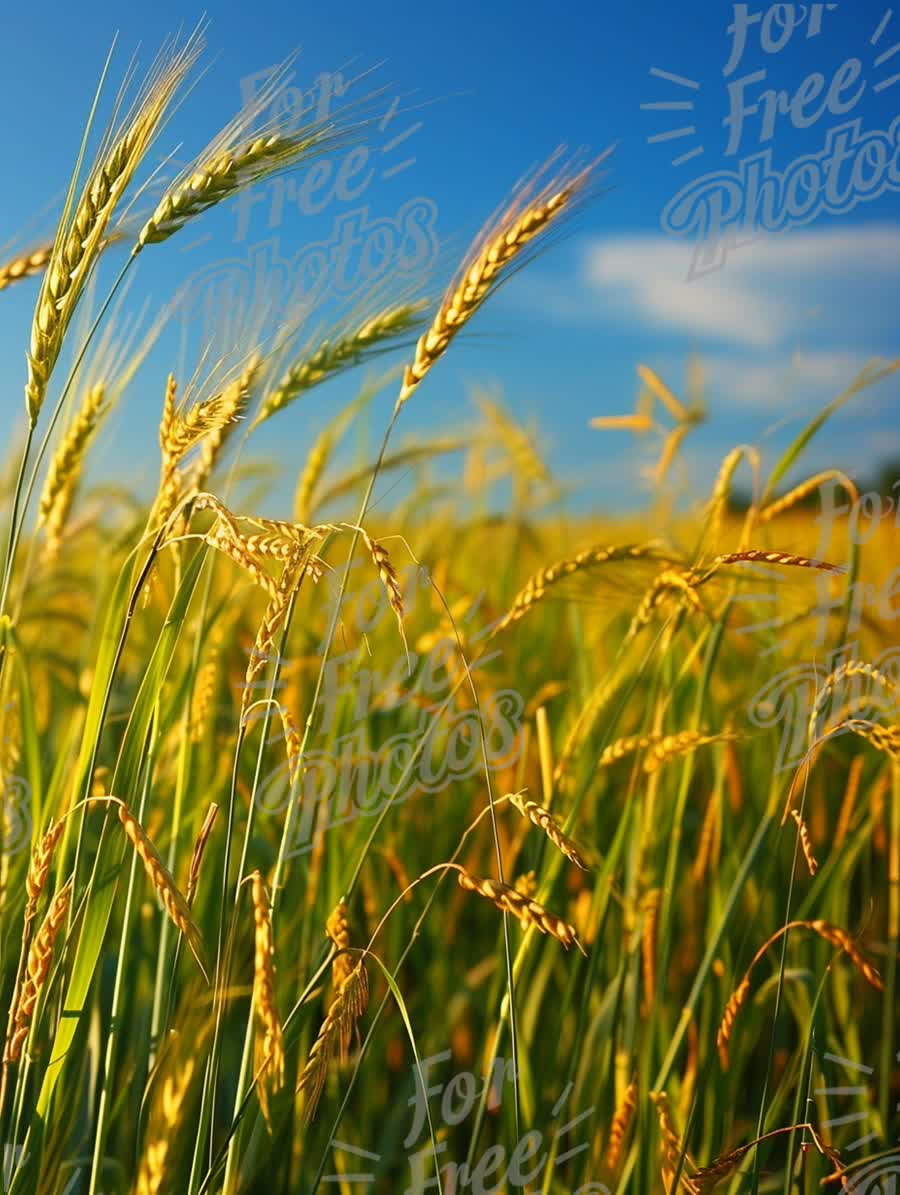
0;28;898;1195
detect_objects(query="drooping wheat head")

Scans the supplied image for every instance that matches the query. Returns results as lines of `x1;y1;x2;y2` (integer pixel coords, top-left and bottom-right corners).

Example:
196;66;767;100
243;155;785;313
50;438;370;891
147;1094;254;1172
790;809;819;876
625;568;704;643
456;869;584;953
509;791;590;870
297;959;368;1121
758;471;859;523
186;804;218;906
495;541;669;634
117;803;206;977
716;919;882;1067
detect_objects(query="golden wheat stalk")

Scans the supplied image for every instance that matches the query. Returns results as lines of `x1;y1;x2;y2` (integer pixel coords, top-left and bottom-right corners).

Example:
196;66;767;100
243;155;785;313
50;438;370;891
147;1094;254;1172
4;879;72;1064
625;568;704;642
598;731;730;773
641;889;661;1008
189;650;220;744
325;899;355;991
834;755;864;850
702;549;844;580
717;919;882;1068
358;529;406;651
808;660;898;743
135;61;361;253
161;375;248;469
397;154;599;409
758;471;859;522
842;720;900;759
293;431;333;527
192;355;261;491
509;792;590;870
692;792;720;884
638;365;688;421
643;731;733;774
654;424;691;487
590;413;655;433
297;960;368;1121
495;541;669;633
186;804;218;906
26;37;200;423
606;1078;638;1170
277;703;303;788
136;1055;196;1195
254;304;425;428
650;1091;699;1194
249;871;284;1126
24;818;65;929
704;445;760;549
790;809;819;876
117;804;206;977
243;550;309;699
37;381;107;551
476;391;550;492
0;245;51;292
138;133;320;249
457;870;585;953
203;521;278;599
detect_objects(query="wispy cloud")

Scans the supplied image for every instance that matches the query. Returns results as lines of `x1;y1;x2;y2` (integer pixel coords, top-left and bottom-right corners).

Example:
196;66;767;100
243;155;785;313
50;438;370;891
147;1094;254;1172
700;351;877;410
582;224;900;348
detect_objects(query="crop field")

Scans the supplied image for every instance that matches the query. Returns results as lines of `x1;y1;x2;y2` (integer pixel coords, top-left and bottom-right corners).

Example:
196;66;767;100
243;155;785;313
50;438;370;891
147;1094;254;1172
0;24;898;1195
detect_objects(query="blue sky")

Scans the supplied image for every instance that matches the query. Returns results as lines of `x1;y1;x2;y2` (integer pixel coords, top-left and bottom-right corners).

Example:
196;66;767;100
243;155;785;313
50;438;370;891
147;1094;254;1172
1;0;898;516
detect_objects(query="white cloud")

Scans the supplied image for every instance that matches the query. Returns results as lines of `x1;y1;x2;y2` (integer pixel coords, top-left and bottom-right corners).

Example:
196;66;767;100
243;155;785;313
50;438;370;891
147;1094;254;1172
583;224;900;348
701;350;876;409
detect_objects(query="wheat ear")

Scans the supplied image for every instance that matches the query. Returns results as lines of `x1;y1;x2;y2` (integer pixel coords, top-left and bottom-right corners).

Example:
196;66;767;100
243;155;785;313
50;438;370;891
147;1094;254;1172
457;870;585;953
4;879;72;1064
509;792;590;870
297;960;368;1121
717;919;882;1067
26;38;200;423
254;304;424;428
790;809;819;876
606;1078;638;1170
759;471;859;522
0;246;51;292
325;899;355;990
398;154;599;409
358;529;406;652
117;804;206;978
250;871;284;1125
38;381;108;554
186;804;218;905
650;1091;699;1194
495;541;669;633
136;1055;196;1195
